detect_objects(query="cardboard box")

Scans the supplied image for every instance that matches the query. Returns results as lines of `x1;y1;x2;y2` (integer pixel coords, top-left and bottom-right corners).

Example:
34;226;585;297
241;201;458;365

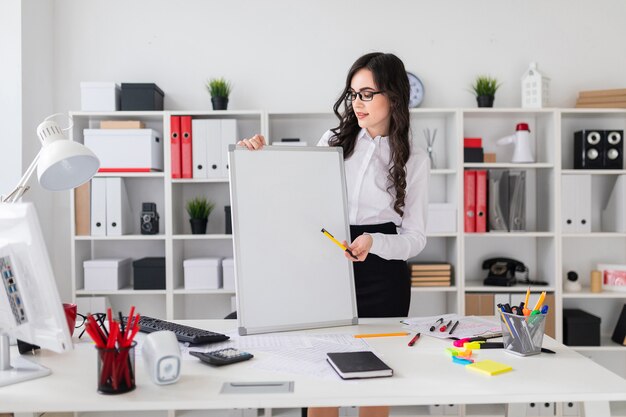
184;257;223;290
84;128;163;172
100;120;145;129
84;258;131;290
426;203;457;233
222;258;235;290
80;82;120;111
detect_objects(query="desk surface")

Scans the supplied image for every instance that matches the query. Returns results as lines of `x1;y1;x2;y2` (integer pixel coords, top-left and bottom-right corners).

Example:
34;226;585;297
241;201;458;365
1;319;626;413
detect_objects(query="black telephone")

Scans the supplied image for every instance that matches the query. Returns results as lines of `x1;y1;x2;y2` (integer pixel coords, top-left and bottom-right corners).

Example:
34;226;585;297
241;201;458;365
482;257;527;286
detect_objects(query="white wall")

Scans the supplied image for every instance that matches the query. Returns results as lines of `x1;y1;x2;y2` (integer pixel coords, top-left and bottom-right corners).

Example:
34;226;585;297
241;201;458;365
0;0;22;199
44;0;626;298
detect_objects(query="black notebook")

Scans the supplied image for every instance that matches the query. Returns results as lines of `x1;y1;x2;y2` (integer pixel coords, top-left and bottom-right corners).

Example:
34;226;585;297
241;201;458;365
326;351;393;379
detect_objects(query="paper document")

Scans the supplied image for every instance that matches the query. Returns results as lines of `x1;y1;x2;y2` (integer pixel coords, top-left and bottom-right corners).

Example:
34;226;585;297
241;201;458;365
402;315;501;339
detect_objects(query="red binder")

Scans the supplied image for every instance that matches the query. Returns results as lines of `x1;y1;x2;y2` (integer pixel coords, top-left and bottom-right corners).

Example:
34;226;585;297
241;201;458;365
475;170;487;233
170;116;182;178
181;116;193;179
464;170;476;233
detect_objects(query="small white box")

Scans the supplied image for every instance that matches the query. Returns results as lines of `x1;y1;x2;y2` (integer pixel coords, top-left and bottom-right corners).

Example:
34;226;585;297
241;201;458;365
183;257;223;289
426;203;457;234
223;258;235;290
83;258;131;290
84;128;163;172
81;82;120;111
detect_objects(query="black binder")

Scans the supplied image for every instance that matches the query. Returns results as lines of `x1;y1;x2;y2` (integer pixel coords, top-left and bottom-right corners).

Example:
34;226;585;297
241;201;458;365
612;304;626;345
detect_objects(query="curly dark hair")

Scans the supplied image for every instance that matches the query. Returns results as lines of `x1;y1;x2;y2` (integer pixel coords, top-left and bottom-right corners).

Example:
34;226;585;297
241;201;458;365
329;52;411;216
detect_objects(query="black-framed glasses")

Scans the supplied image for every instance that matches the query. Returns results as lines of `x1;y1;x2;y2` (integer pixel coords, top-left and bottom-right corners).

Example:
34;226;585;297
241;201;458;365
345;90;384;102
76;312;107;339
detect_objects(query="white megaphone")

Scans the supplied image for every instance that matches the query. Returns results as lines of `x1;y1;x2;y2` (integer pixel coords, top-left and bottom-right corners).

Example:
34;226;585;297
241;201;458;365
497;123;534;163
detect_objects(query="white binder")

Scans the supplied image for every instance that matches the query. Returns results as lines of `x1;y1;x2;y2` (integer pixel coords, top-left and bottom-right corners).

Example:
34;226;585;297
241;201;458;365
561;175;577;234
90;178;107;236
205;120;222;179
602;174;626;232
105;177;133;236
192;119;209;179
220;119;238;177
576;174;591;233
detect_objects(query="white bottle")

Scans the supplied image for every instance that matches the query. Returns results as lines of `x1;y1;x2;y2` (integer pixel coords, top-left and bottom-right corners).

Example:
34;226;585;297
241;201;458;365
497;123;535;163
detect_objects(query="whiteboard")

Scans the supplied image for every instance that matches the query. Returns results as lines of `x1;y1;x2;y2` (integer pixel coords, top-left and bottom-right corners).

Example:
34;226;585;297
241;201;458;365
228;146;358;335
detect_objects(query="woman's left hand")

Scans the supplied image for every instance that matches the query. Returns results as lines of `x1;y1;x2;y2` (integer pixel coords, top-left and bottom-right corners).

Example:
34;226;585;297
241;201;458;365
343;235;373;262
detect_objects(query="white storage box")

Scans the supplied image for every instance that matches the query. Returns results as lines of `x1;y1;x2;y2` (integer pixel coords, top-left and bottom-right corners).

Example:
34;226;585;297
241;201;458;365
81;82;120;111
84;128;163;172
222;258;235;290
183;257;223;290
426;203;457;234
84;258;131;290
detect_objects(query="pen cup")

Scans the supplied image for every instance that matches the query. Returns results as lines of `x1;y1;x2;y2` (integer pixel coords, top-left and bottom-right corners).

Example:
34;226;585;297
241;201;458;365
499;312;546;356
96;341;136;394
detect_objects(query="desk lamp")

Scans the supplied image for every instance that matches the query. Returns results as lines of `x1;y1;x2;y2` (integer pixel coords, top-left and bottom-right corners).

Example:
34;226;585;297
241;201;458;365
2;114;100;203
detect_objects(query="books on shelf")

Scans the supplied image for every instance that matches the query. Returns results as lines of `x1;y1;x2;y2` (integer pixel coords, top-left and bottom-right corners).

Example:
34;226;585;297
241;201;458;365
326;351;393;379
409;263;452;287
576;88;626;108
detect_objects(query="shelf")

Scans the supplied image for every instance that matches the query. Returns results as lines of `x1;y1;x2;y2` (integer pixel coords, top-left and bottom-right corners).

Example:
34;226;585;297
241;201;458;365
464;283;555;293
172;234;233;240
411;286;457;293
172;178;229;183
562;232;626;238
70;111;164;118
562;169;626;175
426;232;458;238
173;288;235;295
430;169;455;175
563;289;626;299
169;110;263;117
569;335;626;352
94;172;164;178
464;232;554;238
74;235;166;241
463;162;554;169
76;287;167;295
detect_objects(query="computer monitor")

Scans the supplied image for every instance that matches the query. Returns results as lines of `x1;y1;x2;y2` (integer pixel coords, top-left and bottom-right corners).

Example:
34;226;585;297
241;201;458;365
0;202;73;387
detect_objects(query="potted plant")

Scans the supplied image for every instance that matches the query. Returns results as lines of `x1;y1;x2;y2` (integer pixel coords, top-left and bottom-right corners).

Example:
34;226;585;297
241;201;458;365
206;77;232;110
471;75;501;108
186;196;215;234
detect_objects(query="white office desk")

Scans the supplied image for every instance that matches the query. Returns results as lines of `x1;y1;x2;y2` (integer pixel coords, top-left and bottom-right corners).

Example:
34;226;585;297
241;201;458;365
1;319;625;416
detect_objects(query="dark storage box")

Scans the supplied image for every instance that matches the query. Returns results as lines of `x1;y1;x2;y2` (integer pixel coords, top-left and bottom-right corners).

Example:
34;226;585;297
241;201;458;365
563;308;601;346
464;147;484;163
121;83;164;111
225;205;232;234
133;257;165;290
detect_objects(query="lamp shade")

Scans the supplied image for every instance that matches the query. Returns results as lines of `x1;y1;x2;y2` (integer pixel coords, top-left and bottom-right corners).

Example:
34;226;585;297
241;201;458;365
37;135;100;191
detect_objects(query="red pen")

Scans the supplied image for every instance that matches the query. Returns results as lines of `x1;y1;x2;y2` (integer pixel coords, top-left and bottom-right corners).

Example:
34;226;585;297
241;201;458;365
439;320;452;332
408;333;421;346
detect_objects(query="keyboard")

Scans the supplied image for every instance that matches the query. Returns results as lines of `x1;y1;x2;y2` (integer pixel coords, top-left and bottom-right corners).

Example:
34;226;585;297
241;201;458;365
127;315;230;345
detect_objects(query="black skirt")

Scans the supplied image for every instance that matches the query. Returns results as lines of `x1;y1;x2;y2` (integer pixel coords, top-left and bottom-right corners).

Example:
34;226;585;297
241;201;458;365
350;222;411;318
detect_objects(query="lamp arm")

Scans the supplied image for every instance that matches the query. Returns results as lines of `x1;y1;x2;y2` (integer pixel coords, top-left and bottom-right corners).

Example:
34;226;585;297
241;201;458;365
2;150;42;203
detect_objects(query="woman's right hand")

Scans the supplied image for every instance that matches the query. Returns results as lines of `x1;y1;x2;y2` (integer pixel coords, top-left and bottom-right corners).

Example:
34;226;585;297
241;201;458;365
237;134;266;150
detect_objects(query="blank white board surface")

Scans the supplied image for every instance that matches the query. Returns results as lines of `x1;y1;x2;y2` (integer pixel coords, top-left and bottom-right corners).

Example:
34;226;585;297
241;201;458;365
229;146;358;335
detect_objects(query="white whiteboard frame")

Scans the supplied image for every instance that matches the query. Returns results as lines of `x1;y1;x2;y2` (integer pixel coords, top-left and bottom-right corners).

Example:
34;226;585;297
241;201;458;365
228;146;358;335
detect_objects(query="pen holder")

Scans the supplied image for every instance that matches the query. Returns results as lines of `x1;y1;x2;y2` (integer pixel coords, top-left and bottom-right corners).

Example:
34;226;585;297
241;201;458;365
96;341;136;394
499;312;546;356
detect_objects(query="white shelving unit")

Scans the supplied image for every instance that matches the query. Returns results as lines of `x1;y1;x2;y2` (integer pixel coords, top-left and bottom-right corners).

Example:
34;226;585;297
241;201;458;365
69;108;626;417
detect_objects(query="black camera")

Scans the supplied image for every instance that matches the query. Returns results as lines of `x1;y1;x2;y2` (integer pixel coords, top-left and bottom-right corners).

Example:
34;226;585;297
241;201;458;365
140;202;159;235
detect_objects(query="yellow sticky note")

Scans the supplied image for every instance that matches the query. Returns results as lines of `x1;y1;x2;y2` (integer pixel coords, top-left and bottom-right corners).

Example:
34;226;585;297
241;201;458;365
466;359;512;376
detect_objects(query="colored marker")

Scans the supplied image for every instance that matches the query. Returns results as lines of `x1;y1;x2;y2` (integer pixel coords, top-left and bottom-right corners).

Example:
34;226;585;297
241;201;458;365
448;320;460;335
321;228;357;259
408;333;421;346
440;320;452;332
429;318;444;332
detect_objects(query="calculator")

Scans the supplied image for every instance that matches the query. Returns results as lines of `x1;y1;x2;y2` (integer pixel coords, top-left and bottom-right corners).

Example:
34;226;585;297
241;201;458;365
190;348;254;366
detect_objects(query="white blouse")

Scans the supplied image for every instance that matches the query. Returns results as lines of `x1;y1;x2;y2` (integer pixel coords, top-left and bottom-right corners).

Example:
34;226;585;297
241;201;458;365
318;129;429;261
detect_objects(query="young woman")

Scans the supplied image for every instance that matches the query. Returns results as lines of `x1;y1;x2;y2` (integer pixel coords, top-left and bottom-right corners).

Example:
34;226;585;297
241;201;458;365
239;52;429;318
239;52;429;417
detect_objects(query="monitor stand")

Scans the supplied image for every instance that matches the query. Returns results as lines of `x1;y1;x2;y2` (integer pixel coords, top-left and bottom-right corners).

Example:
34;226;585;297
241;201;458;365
0;332;50;387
